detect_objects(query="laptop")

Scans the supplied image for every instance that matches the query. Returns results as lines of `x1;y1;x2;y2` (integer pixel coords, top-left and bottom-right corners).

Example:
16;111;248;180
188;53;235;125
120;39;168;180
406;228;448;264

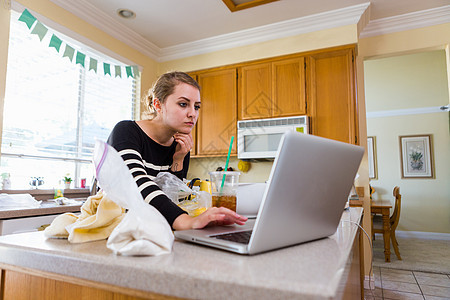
174;131;364;255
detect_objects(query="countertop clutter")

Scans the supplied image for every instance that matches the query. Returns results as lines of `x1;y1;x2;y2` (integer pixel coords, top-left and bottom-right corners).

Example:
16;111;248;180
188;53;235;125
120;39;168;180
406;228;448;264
0;207;363;299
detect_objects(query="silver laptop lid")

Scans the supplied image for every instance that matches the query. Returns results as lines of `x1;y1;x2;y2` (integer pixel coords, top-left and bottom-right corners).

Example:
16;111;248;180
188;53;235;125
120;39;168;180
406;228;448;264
247;131;364;254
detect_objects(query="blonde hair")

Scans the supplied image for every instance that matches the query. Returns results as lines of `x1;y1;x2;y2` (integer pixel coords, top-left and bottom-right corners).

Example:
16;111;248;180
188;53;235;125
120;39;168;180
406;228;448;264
143;71;200;119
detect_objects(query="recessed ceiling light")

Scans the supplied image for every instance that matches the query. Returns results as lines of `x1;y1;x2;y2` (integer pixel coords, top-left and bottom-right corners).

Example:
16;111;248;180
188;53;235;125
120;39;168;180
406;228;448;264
117;8;136;19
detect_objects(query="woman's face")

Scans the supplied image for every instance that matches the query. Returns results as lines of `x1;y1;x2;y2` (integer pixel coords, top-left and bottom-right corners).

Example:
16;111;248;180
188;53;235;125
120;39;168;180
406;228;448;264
158;82;201;134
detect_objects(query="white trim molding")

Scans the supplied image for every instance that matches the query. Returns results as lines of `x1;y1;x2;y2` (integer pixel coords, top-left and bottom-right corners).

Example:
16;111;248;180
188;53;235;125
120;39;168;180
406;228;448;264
396;230;450;241
360;5;450;38
40;1;450;62
159;3;370;62
366;106;445;118
49;0;369;62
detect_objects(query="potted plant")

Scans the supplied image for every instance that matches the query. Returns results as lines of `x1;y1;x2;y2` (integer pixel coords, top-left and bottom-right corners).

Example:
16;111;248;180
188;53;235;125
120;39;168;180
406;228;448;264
63;175;72;189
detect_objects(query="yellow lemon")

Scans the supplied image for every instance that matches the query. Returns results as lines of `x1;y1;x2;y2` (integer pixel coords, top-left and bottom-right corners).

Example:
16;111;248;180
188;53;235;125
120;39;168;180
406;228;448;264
192;207;207;217
238;160;251;173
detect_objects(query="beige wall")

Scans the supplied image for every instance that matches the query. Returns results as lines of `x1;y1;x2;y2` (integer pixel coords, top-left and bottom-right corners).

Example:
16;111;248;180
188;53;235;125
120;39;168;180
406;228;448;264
364;51;450;233
159;24;358;73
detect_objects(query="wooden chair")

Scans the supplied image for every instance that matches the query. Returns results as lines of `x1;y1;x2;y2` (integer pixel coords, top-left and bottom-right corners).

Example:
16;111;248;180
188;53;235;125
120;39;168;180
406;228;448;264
372;186;402;260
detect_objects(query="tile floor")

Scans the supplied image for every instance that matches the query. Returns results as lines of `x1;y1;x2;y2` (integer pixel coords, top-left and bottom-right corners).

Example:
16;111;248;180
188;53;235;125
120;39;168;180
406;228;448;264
364;267;450;300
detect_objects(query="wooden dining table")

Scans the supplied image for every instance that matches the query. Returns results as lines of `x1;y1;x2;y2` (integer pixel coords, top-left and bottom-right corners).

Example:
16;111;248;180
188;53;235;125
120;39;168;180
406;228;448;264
349;198;393;262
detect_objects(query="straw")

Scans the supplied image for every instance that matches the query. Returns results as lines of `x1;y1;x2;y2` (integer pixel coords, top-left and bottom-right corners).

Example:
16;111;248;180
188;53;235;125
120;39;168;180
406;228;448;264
220;136;234;192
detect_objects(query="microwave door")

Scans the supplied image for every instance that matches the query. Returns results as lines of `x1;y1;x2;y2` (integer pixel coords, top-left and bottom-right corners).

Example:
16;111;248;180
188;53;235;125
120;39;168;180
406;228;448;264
239;127;290;159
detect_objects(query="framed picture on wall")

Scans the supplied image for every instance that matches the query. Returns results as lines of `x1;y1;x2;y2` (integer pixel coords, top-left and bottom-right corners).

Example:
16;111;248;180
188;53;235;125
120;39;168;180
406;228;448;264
399;134;434;178
367;136;377;179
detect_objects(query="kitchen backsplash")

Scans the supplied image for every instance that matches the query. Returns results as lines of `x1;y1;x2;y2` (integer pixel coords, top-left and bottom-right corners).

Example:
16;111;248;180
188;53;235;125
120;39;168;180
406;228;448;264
187;157;273;183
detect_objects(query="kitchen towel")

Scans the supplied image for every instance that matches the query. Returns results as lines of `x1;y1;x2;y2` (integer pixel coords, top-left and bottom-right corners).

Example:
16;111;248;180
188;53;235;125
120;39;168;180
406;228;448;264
44;190;125;242
93;140;174;256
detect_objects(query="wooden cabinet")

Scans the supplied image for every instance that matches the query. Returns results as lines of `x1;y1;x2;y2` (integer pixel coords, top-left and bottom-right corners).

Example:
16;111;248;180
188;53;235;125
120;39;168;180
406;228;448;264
190;45;357;157
238;57;306;120
196;68;237;156
308;47;358;144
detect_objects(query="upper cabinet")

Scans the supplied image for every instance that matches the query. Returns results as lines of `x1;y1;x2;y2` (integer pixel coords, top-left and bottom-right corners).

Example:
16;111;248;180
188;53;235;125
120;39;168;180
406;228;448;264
196;68;237;156
238;57;306;120
308;47;358;144
189;45;358;157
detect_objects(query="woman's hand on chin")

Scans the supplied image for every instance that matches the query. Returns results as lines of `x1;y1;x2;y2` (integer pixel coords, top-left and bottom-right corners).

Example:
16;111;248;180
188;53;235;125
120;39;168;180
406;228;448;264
173;207;248;230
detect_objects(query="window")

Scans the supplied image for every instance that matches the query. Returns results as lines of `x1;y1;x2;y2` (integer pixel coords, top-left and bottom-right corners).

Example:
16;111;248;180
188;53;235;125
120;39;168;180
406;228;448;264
1;10;138;189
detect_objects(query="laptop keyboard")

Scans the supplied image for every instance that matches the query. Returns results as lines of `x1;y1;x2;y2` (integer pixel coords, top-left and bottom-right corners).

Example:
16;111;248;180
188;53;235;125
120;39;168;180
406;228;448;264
210;230;253;244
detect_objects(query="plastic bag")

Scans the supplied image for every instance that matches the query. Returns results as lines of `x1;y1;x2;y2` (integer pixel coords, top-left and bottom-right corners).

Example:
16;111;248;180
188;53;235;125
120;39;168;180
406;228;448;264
0;193;41;208
153;172;211;216
93;140;174;256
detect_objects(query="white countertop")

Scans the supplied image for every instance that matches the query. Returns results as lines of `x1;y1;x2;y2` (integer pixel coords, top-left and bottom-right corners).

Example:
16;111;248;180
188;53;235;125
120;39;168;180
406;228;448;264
0;207;363;299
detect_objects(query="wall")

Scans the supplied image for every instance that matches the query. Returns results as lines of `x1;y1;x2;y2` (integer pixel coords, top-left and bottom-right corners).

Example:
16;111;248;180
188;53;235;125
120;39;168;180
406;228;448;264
364;51;450;234
0;4;11;147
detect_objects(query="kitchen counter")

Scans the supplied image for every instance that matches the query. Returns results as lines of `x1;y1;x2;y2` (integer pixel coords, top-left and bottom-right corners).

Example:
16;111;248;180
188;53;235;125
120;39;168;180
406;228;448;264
0;207;363;299
0;199;84;219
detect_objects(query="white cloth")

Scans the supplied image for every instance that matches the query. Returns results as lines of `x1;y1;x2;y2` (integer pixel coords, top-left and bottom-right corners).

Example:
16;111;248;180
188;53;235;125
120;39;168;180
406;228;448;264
93;140;174;256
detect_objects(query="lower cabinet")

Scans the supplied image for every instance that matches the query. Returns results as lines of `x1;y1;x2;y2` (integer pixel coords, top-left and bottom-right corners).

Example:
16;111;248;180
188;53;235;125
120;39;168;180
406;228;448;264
0;270;156;300
0;214;58;236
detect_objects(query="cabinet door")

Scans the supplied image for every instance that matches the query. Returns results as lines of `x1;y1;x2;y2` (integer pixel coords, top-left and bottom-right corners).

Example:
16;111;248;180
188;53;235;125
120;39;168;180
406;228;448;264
308;48;358;144
187;72;198;156
272;57;306;117
197;69;237;155
239;63;272;120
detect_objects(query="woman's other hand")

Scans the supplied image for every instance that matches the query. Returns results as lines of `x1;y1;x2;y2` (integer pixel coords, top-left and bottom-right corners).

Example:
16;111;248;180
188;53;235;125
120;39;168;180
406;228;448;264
174;132;193;158
173;207;248;230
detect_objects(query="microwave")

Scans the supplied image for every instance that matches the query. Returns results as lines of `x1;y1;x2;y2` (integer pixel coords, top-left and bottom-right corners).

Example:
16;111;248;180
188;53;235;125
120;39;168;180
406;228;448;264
237;116;309;159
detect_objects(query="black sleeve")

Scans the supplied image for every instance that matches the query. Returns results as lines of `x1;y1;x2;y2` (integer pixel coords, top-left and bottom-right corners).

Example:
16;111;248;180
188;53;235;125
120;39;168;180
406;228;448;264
107;121;187;227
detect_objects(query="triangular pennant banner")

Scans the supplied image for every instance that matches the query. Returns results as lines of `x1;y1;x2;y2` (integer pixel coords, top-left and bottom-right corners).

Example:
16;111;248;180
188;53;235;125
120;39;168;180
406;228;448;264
125;66;133;78
103;63;111;76
18;8;140;81
132;66;140;78
76;52;86;67
30;21;48;41
115;65;121;78
62;45;75;62
89;58;98;73
18;9;36;29
49;34;62;52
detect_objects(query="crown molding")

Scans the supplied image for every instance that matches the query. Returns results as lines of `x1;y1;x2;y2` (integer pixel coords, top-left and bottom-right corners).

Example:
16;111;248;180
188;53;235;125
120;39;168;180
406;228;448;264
50;0;369;62
49;1;449;63
360;5;450;38
50;0;161;60
158;3;370;61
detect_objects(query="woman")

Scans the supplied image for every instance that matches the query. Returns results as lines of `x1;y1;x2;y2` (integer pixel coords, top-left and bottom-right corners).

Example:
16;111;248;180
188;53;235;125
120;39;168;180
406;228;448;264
108;71;247;230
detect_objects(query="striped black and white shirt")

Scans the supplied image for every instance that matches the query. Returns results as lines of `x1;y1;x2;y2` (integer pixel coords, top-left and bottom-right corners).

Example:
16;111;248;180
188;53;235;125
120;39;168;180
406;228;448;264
107;120;189;226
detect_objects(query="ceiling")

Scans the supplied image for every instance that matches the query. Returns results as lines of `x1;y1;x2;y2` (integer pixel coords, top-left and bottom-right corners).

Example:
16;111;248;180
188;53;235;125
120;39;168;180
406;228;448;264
49;0;450;61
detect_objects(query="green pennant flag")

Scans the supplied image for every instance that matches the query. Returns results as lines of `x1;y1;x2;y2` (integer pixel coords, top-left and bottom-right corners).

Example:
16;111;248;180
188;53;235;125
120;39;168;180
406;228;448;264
76;52;86;67
62;45;75;62
89;58;98;73
132;65;139;78
125;66;133;78
103;63;111;76
49;34;62;52
30;21;48;41
115;65;121;78
18;9;36;29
